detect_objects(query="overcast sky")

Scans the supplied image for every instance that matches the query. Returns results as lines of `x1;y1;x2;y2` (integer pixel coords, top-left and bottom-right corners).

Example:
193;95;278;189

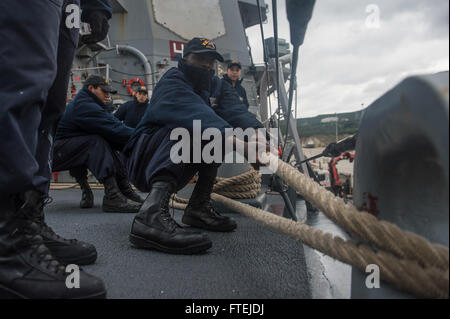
245;0;449;118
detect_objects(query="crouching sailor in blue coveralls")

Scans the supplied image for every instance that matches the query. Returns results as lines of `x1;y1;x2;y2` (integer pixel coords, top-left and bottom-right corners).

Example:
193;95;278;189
123;38;268;255
53;76;144;213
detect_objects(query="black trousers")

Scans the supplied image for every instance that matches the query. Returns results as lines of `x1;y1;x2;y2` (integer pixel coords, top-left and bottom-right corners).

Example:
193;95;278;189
126;127;220;193
53;135;127;183
69;167;90;181
0;0;80;195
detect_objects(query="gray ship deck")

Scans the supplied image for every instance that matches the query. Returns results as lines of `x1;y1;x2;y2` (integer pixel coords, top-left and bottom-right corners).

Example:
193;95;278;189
46;188;311;299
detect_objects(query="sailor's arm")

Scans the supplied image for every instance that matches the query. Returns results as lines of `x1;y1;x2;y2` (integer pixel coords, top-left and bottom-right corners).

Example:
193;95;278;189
216;79;274;168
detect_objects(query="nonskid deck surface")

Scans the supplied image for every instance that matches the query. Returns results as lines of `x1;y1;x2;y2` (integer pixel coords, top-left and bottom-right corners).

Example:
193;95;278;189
46;189;311;299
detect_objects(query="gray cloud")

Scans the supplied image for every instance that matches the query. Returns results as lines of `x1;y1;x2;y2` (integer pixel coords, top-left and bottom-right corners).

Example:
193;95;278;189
246;0;449;117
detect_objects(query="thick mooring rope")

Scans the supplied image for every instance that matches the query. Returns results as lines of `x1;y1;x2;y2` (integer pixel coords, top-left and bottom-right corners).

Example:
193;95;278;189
170;155;449;298
170;168;261;204
268;153;449;272
210;193;449;299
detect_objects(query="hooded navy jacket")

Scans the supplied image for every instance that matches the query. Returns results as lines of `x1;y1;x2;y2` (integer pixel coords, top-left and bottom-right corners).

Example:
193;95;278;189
222;74;249;109
124;60;263;155
55;87;133;150
114;97;149;128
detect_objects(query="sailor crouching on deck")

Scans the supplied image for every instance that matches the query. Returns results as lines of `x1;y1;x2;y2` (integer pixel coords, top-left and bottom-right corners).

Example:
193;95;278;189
123;38;267;255
53;75;144;213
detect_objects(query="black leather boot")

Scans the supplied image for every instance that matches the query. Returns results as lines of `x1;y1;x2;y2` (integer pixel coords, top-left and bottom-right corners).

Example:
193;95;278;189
0;195;106;299
117;177;145;203
77;176;94;209
102;176;142;213
129;181;212;254
182;175;237;232
22;190;98;265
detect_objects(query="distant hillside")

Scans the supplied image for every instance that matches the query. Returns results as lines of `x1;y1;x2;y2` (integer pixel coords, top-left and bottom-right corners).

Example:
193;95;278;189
301;110;363;136
281;109;363;134
279;109;364;147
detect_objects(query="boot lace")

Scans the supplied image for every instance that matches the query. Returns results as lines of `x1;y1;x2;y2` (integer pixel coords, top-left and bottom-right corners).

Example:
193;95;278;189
34;196;78;244
203;200;222;217
189;177;220;217
160;191;180;230
10;218;66;276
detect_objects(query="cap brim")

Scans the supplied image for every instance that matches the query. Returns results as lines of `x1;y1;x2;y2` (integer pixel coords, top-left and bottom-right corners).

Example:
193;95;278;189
189;49;224;62
100;85;117;94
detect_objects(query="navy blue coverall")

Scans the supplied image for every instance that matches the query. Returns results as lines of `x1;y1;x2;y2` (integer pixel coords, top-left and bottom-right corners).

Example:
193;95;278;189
0;0;111;195
222;74;249;109
114;97;149;128
53;88;132;182
124;60;263;193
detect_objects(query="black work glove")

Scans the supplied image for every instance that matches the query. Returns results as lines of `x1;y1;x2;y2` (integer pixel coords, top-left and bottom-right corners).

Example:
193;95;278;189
81;10;109;44
323;142;341;158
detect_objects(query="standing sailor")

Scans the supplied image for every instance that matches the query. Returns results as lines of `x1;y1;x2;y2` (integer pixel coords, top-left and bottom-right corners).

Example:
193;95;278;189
0;0;111;298
222;60;249;109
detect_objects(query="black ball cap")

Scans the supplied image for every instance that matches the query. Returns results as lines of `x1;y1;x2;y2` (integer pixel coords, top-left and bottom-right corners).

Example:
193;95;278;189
227;60;242;69
136;86;148;95
183;37;224;62
84;75;117;94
